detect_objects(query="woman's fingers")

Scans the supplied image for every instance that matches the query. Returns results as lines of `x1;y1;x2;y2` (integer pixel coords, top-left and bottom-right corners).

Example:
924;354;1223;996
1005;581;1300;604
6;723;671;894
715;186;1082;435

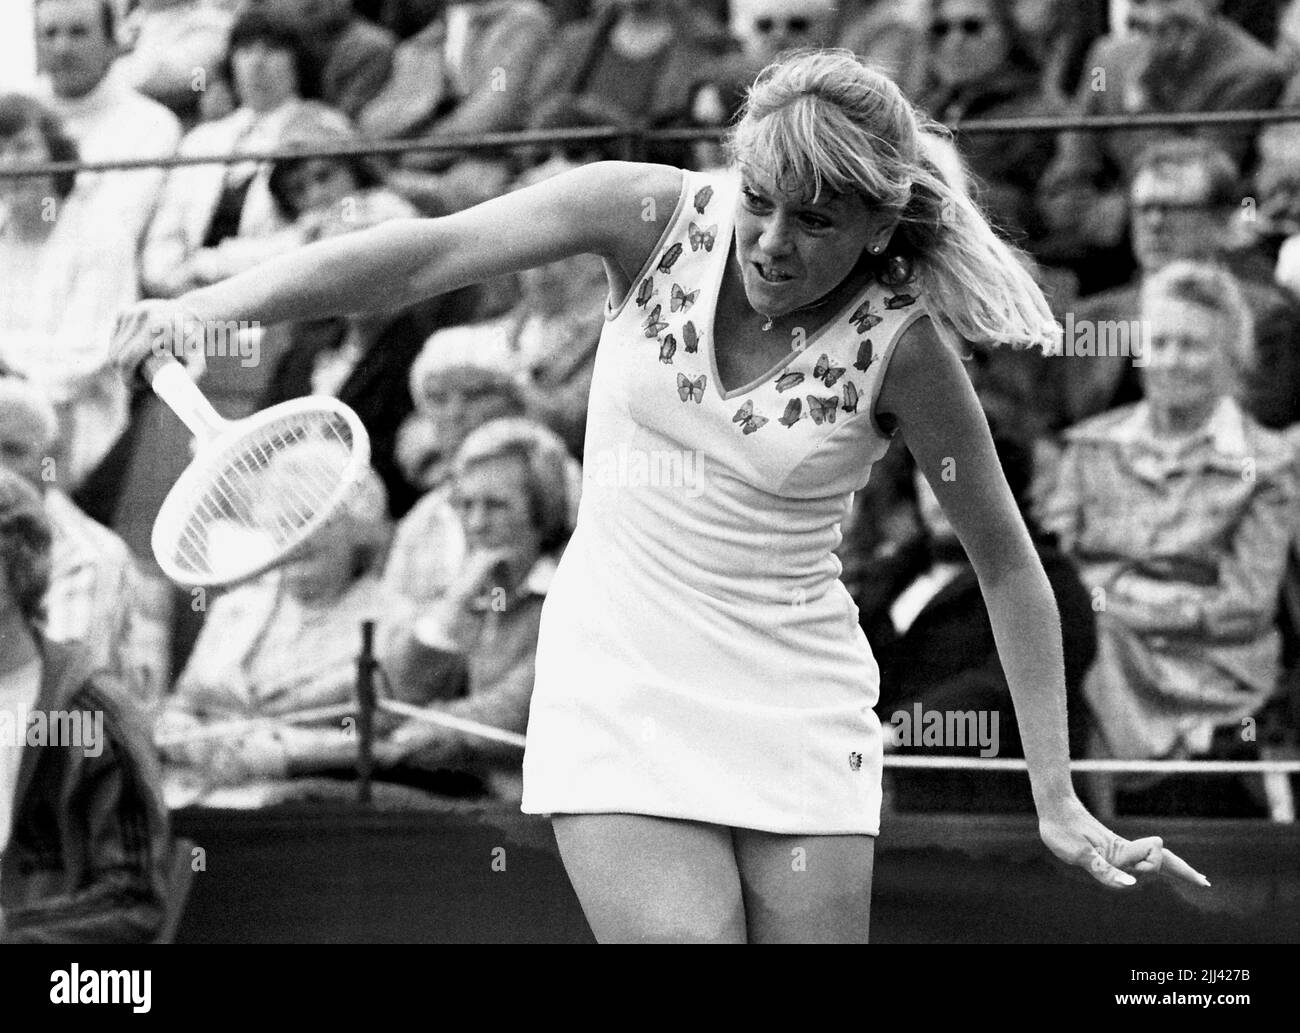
1157;847;1212;888
1081;847;1138;889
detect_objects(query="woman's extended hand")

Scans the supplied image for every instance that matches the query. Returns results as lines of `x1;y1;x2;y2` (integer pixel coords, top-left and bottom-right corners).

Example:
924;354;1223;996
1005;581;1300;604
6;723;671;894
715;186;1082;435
1037;795;1211;890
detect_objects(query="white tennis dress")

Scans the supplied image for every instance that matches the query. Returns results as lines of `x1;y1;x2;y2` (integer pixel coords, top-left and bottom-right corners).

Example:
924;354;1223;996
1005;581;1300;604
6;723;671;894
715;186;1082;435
520;169;930;835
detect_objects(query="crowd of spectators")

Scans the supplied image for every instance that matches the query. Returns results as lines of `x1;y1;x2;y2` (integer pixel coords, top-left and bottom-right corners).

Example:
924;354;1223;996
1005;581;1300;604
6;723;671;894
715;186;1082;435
2;1;1300;898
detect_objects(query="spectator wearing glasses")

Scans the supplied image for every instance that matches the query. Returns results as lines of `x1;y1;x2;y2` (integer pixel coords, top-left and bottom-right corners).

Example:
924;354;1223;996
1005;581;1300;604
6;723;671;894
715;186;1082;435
915;0;1066;243
1055;138;1300;432
1038;0;1286;293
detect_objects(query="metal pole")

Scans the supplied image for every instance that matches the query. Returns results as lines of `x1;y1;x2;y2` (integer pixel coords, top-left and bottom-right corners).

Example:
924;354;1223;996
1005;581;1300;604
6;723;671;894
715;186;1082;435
355;620;377;804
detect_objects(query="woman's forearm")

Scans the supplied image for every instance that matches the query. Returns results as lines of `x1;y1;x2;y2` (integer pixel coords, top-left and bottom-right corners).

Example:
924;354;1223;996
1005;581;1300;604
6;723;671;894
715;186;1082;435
179;218;444;326
978;554;1077;811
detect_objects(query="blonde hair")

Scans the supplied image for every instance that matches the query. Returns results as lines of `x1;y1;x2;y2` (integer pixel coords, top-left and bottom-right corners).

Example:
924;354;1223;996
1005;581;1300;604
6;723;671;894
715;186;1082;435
1140;260;1255;383
726;48;1057;349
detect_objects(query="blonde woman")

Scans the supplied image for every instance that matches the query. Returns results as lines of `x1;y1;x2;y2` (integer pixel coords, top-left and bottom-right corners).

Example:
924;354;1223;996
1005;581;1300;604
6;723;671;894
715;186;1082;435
112;49;1209;942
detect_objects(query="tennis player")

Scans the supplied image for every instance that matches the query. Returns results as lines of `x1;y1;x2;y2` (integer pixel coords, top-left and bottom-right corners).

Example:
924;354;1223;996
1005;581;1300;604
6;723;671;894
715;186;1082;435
112;50;1210;943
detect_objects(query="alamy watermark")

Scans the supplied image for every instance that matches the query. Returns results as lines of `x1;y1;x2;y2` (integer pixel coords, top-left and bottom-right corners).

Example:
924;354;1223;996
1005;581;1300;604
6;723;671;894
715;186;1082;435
150;315;261;368
1044;314;1149;367
0;707;103;757
888;704;1000;758
584;444;706;498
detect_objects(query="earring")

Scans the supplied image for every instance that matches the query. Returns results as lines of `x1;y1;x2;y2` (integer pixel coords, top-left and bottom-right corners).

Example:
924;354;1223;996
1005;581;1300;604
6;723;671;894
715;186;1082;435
870;244;883;254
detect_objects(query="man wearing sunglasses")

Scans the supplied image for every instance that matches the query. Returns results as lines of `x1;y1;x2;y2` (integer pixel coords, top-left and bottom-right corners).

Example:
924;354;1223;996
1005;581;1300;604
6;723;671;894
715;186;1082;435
1038;0;1285;289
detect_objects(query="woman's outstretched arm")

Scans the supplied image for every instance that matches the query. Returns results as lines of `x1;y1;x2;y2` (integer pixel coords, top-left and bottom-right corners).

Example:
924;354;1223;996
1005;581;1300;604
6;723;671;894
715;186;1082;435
111;161;682;371
876;315;1211;891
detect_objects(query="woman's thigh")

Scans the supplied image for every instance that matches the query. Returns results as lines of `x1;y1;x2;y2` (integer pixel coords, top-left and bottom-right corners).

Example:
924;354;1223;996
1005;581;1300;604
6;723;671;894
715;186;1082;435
732;828;875;943
551;813;747;943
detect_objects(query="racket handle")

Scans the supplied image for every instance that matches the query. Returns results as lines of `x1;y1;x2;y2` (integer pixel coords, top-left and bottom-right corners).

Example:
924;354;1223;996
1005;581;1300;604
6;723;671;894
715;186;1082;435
143;354;227;442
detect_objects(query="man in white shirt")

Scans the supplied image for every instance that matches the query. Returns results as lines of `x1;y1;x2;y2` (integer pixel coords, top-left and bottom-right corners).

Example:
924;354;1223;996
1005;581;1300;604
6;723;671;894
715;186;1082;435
35;0;182;258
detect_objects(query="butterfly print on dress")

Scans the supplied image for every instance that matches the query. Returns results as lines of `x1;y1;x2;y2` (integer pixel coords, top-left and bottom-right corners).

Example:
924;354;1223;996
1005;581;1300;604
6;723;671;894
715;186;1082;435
778;398;804;427
885;293;917;310
693;185;713;213
853;338;876;372
635;277;654;308
807;395;838;426
688;222;717;252
657;242;683;272
813;353;846;388
732;399;768;435
774;371;805;393
849;299;882;334
659;334;677;364
677;372;706;403
841;381;860;414
642;304;668;338
682;321;699;353
671;282;698;312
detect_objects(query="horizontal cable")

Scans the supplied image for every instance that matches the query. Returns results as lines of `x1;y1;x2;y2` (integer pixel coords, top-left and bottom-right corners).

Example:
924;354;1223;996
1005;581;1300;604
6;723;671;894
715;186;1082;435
884;755;1300;773
3;106;1300;178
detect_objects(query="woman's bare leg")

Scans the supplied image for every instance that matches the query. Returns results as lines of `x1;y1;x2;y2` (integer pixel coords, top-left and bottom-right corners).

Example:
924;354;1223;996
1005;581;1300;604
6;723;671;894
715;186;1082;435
732;829;875;943
551;814;747;943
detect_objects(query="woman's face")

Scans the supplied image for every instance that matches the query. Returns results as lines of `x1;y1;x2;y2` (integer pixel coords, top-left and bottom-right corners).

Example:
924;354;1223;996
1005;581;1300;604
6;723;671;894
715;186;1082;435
451;453;543;585
284;158;359;217
0;125;55;208
1140;295;1230;416
232;40;299;113
734;165;888;321
930;0;1010;87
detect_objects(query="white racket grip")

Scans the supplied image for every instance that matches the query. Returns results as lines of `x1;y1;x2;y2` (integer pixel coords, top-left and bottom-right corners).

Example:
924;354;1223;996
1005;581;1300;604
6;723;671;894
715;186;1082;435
146;356;228;443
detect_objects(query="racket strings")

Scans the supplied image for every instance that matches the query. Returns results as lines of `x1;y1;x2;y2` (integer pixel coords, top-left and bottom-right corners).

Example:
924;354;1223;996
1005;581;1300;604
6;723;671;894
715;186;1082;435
164;409;361;582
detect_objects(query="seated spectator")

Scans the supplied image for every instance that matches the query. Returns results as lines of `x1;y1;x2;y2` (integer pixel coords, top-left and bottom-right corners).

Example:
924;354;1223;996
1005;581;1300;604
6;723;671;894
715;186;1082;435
357;0;554;216
35;0;182;252
1038;0;1286;292
835;0;929;99
0;374;170;706
1039;262;1299;767
271;0;396;121
916;0;1065;242
158;459;393;804
0;95;137;486
140;7;348;298
0;470;170;943
1256;135;1300;292
379;418;576;799
1058;139;1300;431
384;329;525;605
114;0;234;124
863;417;1096;812
529;0;727;166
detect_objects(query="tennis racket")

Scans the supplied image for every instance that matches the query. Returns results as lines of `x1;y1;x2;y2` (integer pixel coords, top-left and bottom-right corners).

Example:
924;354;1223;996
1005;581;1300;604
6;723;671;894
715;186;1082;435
142;354;371;588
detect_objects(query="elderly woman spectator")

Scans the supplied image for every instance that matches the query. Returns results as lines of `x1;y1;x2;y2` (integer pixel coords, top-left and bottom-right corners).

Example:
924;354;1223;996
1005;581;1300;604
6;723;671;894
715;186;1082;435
379;418;577;799
140;7;349;299
0;469;170;943
0;94;137;488
158;459;393;805
1039;261;1299;769
915;0;1065;242
383;328;527;606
